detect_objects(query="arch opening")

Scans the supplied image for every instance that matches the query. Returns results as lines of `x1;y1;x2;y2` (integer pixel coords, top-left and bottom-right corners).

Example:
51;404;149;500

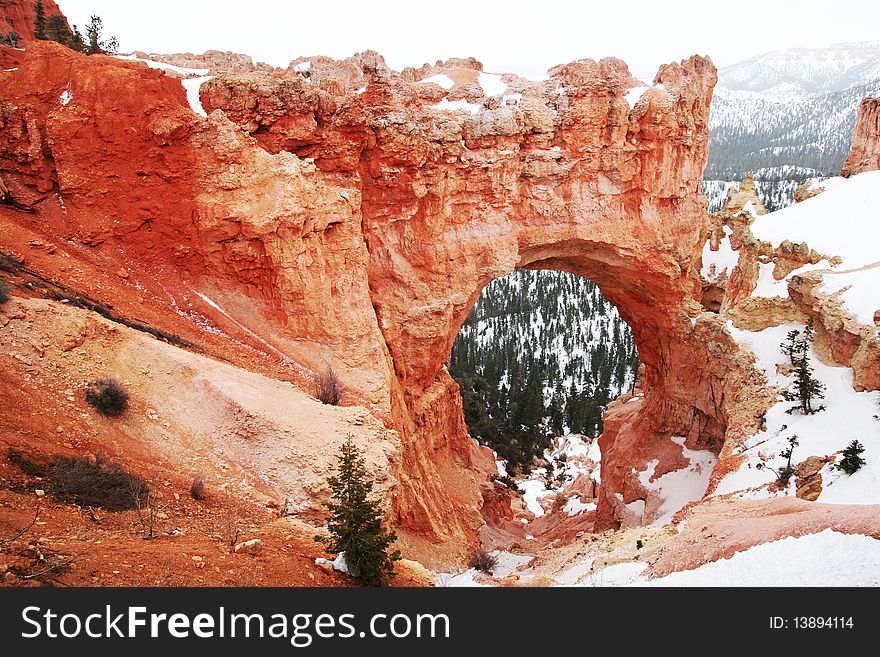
449;268;640;477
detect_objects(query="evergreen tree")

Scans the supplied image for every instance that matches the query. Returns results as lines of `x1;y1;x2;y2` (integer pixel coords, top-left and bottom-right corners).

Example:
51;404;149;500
837;440;866;475
34;0;47;40
780;321;825;414
46;14;71;46
315;435;401;586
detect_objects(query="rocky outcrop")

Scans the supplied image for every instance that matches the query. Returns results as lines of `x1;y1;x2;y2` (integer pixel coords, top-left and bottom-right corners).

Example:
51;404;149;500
795;455;830;501
138;50;274;75
842;97;880;177
1;41;767;564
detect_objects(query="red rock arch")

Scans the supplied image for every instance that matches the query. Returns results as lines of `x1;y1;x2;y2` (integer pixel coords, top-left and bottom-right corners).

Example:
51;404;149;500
1;43;768;566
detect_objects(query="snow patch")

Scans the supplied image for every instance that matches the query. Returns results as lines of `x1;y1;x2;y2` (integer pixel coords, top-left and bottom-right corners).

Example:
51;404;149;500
182;76;212;117
315;552;352;575
478;72;506;97
625;86;649;108
419;74;454;90
563;496;596;516
638;436;717;526
428;97;482;114
640;530;880;586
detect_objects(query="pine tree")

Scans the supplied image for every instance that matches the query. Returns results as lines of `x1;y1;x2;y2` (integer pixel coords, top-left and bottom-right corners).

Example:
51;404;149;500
315;435;401;586
780;321;825;414
46;14;70;46
837;440;866;475
34;0;47;40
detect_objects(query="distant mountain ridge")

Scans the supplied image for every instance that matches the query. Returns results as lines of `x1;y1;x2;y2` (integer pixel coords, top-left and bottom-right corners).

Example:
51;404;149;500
718;42;880;94
704;41;880;211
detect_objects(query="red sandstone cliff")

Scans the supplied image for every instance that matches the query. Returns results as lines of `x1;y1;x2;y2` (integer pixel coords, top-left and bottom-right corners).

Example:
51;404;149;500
842;97;880;176
0;0;68;42
0;41;744;564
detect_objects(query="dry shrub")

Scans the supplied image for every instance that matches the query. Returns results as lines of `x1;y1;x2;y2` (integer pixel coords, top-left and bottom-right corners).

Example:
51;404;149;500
190;476;207;501
49;456;147;511
469;549;498;573
315;364;342;406
84;378;129;417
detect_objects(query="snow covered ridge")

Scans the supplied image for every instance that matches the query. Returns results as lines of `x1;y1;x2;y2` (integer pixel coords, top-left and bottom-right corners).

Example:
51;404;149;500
115;54;209;77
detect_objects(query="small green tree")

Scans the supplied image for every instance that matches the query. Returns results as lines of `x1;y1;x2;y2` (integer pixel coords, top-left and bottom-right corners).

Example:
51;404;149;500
837;440;866;475
315;435;401;586
34;0;47;40
780;321;825;414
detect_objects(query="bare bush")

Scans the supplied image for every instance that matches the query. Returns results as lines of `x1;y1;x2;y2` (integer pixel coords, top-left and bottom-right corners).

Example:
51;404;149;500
469;549;498;574
221;498;240;550
130;481;159;540
49;456;148;511
315;364;342;406
84;378;129;417
190;476;207;501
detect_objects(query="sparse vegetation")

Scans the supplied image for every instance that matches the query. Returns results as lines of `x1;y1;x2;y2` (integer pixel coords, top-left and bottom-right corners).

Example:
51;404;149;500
780;321;826;414
837;440;866;475
0;504;40;546
315;434;401;586
0;252;23;273
469;549;498;573
84;378;129;417
221;502;240;550
756;435;799;488
35;4;118;55
190;476;207;500
130;480;159;539
49;455;148;511
0;281;9;306
316;363;342;406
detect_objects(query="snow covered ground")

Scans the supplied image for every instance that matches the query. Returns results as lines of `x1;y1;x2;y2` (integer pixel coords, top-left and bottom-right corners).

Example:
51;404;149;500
637;530;880;587
639;436;717;526
720;322;880;504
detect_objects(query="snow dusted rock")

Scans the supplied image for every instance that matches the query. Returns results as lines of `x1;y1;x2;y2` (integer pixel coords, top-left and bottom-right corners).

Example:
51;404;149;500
233;539;263;555
315;552;352;575
842;97;880;177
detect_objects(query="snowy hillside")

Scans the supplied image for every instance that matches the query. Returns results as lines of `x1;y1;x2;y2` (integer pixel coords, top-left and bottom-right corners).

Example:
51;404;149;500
705;42;880;211
715;171;880;504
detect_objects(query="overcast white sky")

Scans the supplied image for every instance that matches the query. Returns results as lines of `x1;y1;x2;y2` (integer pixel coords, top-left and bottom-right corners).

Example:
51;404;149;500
56;0;880;79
